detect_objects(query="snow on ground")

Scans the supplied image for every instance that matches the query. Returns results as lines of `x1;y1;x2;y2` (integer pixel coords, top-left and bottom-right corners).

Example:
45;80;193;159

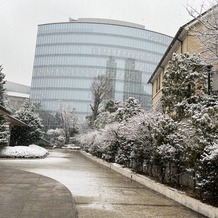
0;144;49;158
62;144;80;150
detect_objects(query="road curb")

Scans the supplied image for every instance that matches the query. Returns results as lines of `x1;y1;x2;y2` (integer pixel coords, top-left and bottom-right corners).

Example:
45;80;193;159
80;151;218;218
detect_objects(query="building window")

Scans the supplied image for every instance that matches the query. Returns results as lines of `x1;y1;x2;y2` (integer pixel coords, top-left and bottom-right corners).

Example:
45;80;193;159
156;74;161;93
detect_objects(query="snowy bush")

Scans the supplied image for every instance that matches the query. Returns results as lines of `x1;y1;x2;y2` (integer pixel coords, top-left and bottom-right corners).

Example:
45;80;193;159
0;66;10;147
100;123;121;162
0;144;48;158
0;117;9;147
113;97;143;122
93;111;115;129
197;142;218;204
152;116;188;184
76;130;101;155
47;128;66;147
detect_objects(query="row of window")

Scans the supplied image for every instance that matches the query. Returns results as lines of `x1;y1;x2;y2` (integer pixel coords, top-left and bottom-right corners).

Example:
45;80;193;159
38;99;91;113
31;70;153;91
31;89;92;100
39;23;172;45
31;76;150;93
36;34;168;54
33;56;155;72
32;65;156;78
33;91;150;113
35;45;162;62
38;31;169;48
34;53;159;66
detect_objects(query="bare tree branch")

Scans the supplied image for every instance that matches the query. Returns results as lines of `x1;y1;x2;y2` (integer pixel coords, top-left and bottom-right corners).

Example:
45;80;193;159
90;74;112;127
186;1;218;64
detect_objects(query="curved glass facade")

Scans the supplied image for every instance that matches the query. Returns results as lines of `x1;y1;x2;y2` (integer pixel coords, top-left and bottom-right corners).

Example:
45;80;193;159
30;19;172;120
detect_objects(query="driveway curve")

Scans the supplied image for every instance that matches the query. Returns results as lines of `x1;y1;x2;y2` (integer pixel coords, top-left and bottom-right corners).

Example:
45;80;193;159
0;149;206;218
0;167;77;218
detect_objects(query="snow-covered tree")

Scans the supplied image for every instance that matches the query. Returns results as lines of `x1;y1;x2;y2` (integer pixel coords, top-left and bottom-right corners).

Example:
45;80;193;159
0;65;6;106
197;141;218;204
129;112;162;172
114;97;143;122
56;104;78;143
0;118;9;147
10;99;43;146
100;122;121;162
184;97;218;175
161;53;208;120
152;116;188;184
93;100;119;129
0;65;9;147
47;128;66;147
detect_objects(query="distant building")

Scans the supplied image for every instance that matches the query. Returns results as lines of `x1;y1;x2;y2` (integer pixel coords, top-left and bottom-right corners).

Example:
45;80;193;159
4;81;30;110
30;18;172;121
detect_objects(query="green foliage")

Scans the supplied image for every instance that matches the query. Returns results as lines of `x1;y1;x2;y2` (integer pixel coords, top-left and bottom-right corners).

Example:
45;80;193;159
152;117;188;183
197;143;218;205
114;97;143;122
0;116;9;147
0;66;9;147
161;53;208;119
10;99;43;146
0;66;6;106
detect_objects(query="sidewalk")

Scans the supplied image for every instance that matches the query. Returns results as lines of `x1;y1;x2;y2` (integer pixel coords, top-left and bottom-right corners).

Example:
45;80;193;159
0;167;77;218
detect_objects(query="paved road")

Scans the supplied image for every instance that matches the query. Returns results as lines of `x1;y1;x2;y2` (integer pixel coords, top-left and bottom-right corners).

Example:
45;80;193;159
0;149;205;218
0;168;77;218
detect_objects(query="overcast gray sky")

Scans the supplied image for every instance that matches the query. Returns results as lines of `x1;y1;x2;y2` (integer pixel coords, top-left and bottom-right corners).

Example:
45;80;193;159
0;0;206;86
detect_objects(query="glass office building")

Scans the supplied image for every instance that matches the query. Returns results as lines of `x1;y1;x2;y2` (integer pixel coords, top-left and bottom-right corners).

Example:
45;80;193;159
30;18;172;121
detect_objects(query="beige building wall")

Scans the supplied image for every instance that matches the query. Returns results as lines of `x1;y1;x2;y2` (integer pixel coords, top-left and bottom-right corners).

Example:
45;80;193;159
151;25;206;111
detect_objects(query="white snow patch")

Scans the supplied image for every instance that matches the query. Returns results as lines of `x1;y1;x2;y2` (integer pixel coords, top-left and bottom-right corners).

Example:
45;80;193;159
0;144;48;158
63;144;80;150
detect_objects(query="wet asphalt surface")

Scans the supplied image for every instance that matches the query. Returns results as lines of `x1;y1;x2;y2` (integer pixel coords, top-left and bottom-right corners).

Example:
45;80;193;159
0;149;206;218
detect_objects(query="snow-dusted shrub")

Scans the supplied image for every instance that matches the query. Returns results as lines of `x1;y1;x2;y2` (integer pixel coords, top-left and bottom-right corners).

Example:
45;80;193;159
197;142;218;204
113;97;143;122
0;117;9;147
56;136;66;147
152;116;188;184
47;128;65;147
113;112;160;170
76;130;101;155
88;131;105;157
184;97;218;177
93;111;115;129
0;144;48;158
100;122;121;162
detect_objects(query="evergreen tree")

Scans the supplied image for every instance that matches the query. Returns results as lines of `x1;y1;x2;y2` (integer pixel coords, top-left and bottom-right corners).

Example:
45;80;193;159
197;142;218;204
0;66;9;147
0;65;6;106
93;100;119;129
161;53;208;120
114;97;143;122
152;116;187;184
10;99;43;146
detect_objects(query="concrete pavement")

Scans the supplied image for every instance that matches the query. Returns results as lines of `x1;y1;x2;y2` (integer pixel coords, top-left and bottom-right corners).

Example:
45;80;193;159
0;167;77;218
0;150;206;217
